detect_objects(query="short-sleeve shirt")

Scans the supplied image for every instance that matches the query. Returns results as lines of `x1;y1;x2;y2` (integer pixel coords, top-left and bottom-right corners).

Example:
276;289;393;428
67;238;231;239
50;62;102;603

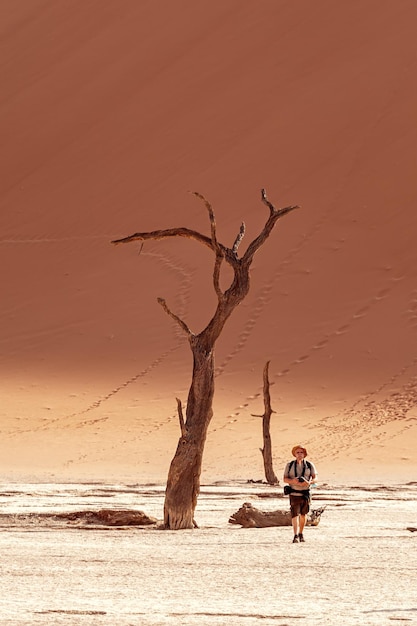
284;459;317;493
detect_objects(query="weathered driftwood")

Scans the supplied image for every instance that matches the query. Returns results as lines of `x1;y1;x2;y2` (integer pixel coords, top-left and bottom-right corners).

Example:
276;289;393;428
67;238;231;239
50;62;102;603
229;502;325;528
54;509;158;526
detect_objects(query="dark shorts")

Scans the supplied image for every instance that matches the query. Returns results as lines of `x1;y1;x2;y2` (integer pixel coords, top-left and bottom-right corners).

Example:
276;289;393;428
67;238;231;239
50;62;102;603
289;493;310;517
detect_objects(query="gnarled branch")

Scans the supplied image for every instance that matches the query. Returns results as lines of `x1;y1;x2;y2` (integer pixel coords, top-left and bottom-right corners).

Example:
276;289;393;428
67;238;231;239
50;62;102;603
242;189;299;265
112;226;239;268
112;227;213;253
261;188;276;215
192;191;225;299
232;222;246;257
157;298;193;337
191;191;217;246
213;249;225;300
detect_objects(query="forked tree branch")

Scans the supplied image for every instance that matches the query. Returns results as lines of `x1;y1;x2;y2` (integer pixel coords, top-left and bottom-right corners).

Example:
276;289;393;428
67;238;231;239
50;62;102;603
260;188;275;215
111;190;298;269
157;297;193;336
192;191;225;299
261;188;299;219
242;190;299;265
112;190;299;344
112;227;239;267
191;191;218;247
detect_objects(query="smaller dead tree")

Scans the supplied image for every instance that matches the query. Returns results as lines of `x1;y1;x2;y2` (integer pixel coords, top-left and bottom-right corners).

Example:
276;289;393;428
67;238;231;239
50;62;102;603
252;361;278;485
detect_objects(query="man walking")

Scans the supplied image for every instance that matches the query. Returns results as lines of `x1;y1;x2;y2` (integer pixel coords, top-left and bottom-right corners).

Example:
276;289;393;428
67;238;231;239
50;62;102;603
283;445;317;543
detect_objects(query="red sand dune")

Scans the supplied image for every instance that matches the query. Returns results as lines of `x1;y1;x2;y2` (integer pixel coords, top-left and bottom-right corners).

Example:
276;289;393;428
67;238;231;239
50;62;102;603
1;0;416;484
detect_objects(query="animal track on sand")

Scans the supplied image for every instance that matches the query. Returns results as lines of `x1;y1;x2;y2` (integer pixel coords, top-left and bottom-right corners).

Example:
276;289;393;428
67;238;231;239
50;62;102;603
9;248;193;435
226;278;403;421
312;375;417;460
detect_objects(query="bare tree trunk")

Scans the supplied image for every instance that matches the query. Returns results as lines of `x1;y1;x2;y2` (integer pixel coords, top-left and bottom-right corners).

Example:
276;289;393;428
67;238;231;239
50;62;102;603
112;190;299;529
256;361;278;485
164;344;214;529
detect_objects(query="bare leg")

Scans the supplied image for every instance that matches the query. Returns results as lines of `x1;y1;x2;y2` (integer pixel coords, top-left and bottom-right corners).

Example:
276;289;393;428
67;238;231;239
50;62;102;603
292;515;299;539
298;515;306;541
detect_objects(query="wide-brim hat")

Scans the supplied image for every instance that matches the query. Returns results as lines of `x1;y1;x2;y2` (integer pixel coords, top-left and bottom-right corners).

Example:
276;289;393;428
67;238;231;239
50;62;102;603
292;445;308;457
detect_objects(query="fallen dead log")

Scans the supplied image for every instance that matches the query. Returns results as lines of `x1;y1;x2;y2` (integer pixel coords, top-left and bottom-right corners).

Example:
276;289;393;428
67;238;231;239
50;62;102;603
229;502;326;528
54;509;158;526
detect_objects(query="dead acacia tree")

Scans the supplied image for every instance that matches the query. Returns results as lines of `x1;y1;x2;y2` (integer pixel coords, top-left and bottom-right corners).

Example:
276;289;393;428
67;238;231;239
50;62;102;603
112;189;298;529
252;361;278;485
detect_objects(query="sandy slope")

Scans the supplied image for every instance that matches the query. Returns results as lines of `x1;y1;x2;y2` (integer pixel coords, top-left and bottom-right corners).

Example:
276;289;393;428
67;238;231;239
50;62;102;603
1;1;416;484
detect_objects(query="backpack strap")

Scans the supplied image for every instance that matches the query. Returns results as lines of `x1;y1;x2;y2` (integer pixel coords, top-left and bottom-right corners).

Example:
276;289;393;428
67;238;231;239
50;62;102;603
290;459;312;477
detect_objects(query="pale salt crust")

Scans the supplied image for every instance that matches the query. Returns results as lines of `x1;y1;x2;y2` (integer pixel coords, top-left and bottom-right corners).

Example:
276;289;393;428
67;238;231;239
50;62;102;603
0;482;415;625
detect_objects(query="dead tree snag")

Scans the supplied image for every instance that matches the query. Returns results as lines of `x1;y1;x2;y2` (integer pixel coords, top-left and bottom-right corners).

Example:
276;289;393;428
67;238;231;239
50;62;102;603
252;361;278;485
112;189;299;529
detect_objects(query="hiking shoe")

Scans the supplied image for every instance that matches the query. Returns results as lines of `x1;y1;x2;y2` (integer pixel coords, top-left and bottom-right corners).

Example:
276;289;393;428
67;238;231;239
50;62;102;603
292;535;299;543
298;533;305;542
